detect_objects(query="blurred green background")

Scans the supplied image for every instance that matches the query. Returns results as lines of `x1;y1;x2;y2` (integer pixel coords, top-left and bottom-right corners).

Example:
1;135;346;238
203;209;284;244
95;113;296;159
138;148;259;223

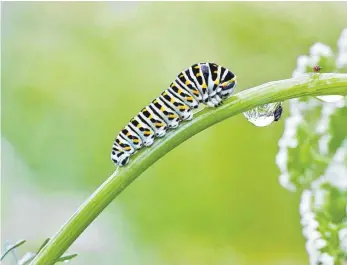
2;2;347;265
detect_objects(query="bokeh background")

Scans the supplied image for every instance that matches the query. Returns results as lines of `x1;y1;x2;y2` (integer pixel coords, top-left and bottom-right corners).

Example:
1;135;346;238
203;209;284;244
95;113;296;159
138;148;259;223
2;2;347;265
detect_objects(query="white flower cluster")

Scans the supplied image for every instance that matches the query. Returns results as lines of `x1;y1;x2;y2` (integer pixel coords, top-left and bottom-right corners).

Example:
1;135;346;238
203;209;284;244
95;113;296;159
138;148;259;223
321;140;347;190
316;99;346;155
276;97;322;191
336;28;347;69
340;228;347;252
276;107;302;191
277;28;347;265
300;188;337;265
278;102;347;265
300;141;347;265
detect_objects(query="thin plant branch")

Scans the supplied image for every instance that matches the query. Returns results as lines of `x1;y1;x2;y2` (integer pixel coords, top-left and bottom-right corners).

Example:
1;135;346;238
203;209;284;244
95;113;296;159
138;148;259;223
29;73;347;265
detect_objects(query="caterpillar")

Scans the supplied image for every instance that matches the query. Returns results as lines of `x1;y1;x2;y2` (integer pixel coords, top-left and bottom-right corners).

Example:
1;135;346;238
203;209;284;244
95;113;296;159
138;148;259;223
111;62;237;167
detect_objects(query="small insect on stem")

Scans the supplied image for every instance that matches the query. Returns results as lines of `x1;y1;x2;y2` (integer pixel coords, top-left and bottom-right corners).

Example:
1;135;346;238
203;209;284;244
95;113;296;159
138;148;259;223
313;65;322;73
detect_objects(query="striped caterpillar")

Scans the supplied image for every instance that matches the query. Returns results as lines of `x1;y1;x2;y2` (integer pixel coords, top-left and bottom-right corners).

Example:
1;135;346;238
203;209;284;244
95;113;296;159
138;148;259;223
111;62;237;166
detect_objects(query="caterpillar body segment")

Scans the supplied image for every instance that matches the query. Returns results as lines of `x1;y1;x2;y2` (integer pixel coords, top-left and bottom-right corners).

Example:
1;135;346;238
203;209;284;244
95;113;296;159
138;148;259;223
177;70;204;103
129;116;155;147
160;90;193;121
140;106;168;137
120;125;143;150
151;97;180;129
115;134;135;154
111;62;237;167
168;81;199;109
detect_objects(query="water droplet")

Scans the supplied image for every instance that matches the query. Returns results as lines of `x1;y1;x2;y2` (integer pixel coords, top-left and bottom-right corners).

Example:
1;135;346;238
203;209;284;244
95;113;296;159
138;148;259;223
243;102;283;127
316;95;344;103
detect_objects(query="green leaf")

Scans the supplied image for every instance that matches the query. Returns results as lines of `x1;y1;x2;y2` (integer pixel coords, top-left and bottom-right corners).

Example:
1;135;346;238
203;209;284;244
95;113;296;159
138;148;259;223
36;238;51;254
56;253;78;263
1;239;26;261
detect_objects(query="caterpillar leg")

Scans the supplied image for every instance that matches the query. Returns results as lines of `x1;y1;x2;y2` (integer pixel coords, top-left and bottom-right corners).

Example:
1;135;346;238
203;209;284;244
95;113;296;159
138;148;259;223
206;95;223;108
143;135;155;146
184;111;193;121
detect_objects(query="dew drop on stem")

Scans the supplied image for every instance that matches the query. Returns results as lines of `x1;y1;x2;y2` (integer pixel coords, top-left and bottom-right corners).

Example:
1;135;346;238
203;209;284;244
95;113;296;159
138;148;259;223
243;102;283;127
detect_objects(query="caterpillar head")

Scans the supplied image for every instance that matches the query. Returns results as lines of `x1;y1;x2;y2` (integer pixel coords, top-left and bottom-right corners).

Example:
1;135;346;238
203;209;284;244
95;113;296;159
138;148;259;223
219;71;237;99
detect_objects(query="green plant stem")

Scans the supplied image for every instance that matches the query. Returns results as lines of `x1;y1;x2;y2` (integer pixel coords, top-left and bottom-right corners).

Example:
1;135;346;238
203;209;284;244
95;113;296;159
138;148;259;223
29;73;347;265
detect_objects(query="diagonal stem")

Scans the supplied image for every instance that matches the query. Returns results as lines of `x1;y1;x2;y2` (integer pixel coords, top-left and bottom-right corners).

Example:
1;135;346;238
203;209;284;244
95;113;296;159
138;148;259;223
29;73;347;265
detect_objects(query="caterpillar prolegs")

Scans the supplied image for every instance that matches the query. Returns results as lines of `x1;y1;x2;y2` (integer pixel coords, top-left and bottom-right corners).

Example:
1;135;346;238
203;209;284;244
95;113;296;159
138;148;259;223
111;62;237;167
